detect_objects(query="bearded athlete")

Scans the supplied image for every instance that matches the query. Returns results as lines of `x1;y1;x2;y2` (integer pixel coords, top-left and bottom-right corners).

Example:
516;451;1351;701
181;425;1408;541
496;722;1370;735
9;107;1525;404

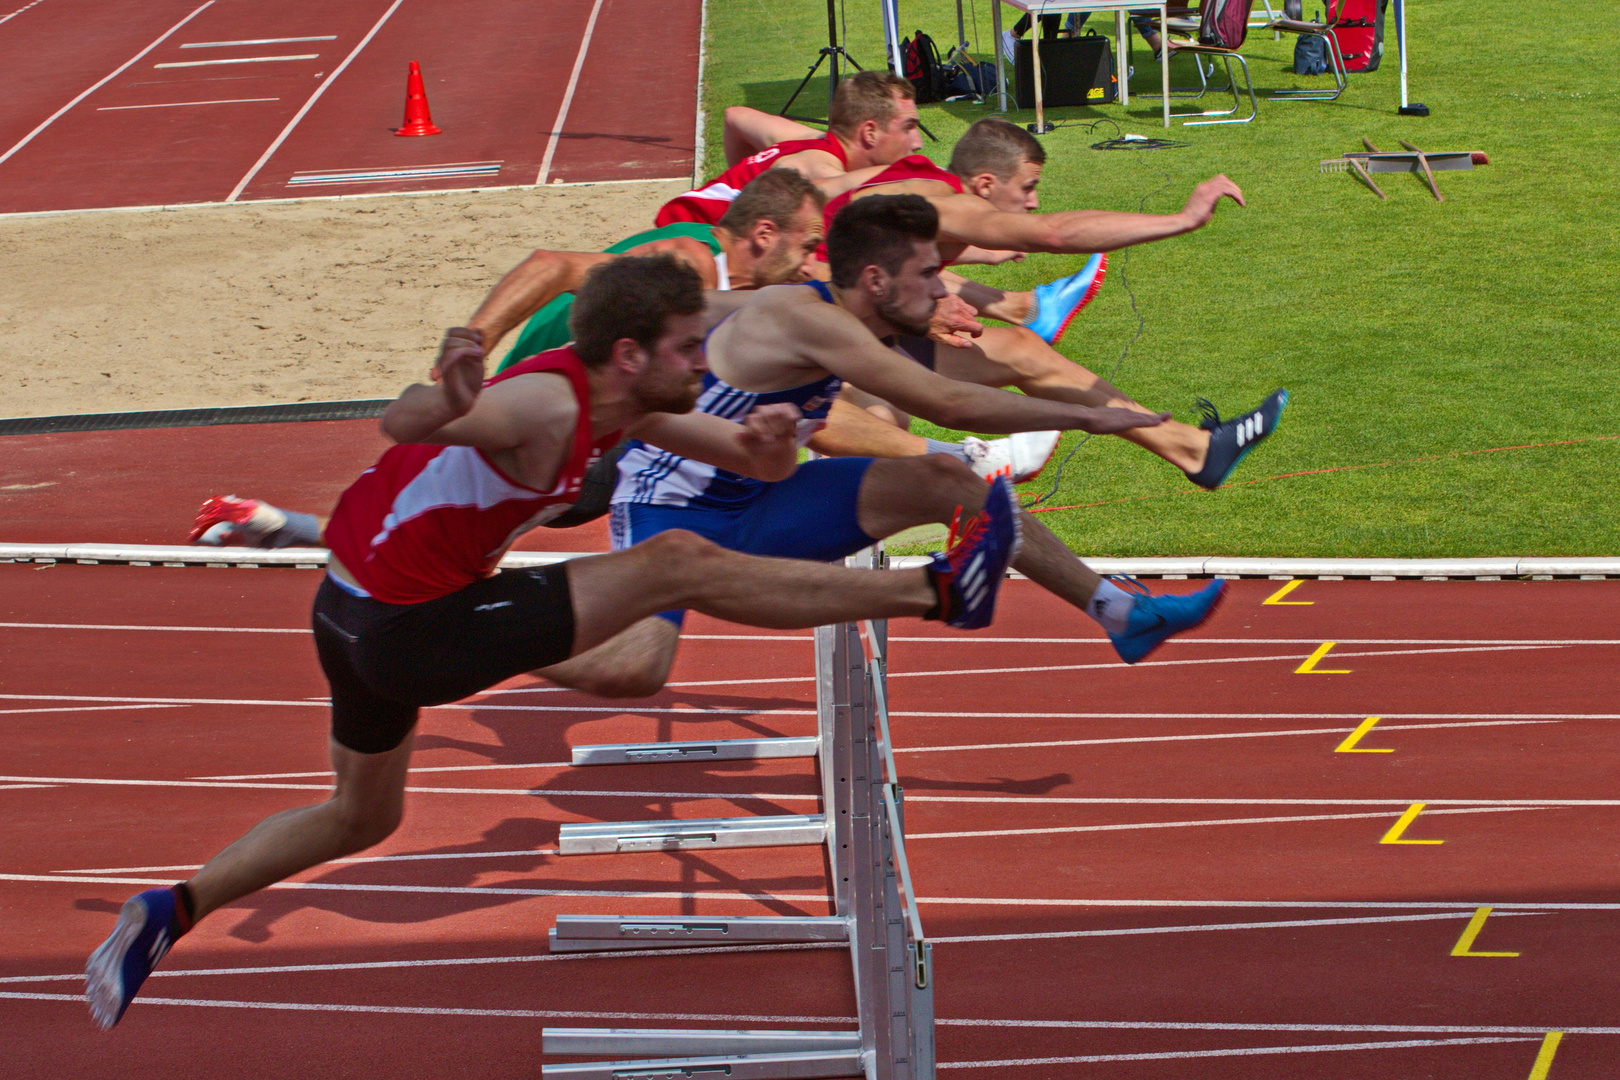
85;255;1021;1032
818;117;1287;490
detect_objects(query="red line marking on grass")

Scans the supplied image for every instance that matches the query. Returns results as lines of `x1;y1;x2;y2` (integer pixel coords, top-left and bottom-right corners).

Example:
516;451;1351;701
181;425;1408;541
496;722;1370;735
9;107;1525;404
1029;433;1620;514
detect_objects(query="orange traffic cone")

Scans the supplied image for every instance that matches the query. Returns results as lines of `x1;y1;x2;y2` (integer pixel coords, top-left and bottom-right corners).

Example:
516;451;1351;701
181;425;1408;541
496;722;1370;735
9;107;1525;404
395;61;441;136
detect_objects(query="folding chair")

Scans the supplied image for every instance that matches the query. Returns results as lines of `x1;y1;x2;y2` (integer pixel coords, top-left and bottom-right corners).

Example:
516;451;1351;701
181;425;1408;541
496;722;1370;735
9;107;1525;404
1261;0;1350;100
1161;0;1259;124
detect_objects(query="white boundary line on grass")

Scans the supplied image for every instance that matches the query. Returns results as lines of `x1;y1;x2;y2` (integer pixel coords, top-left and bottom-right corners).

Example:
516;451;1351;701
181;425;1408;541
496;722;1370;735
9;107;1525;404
0;2;215;168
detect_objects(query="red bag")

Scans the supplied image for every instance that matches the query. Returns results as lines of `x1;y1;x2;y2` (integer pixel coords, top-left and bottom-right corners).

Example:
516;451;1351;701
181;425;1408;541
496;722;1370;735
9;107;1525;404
1328;0;1388;71
1198;0;1254;49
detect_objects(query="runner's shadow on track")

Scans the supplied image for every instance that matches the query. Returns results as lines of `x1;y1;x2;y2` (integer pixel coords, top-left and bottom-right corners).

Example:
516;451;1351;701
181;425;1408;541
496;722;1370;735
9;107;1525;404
552;131;690;150
412;685;817;764
201;817;826;942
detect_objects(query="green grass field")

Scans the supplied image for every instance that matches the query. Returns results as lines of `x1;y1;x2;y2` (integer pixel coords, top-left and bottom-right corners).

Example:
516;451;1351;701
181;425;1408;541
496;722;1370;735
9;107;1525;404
699;0;1619;556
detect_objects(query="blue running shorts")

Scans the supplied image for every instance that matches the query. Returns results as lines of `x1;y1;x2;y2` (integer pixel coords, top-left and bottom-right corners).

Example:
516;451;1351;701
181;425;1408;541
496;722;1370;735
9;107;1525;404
610;456;877;626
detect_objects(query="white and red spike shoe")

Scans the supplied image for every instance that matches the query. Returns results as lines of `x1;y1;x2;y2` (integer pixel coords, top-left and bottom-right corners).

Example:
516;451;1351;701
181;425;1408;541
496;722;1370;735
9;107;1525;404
188;495;286;546
962;431;1062;483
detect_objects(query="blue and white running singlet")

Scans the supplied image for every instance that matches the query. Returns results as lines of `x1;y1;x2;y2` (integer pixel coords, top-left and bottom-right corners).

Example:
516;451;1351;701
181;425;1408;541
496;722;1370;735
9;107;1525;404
613;282;844;511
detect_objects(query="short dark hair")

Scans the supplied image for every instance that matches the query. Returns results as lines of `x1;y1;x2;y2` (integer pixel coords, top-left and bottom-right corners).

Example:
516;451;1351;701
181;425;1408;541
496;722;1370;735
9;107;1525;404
828;70;915;138
716;168;827;236
825;194;938;288
569;254;704;367
948;117;1046;182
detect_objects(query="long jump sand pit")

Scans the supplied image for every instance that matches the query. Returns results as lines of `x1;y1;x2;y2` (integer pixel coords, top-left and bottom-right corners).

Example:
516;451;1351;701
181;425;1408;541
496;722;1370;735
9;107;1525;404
0;181;687;419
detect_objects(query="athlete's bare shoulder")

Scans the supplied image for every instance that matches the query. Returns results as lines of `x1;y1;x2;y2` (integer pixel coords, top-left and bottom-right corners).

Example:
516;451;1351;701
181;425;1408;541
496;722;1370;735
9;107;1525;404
773;147;845;179
705;284;832;390
850;176;959;202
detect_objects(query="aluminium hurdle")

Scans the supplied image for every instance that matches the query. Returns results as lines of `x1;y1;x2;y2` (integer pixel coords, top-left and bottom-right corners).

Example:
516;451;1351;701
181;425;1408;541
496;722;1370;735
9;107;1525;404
542;549;935;1080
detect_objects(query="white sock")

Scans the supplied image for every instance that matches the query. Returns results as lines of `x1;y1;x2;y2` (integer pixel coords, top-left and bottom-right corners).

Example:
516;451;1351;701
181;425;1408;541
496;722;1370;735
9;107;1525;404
1086;579;1135;635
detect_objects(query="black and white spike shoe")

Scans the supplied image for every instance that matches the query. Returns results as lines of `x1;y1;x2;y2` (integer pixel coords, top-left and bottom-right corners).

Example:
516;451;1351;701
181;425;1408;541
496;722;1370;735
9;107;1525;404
1184;389;1289;490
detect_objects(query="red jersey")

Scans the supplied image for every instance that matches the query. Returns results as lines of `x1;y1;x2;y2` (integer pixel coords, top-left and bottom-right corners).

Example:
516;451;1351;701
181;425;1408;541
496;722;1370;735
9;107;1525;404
325;347;623;605
820;155;964;262
655;134;849;227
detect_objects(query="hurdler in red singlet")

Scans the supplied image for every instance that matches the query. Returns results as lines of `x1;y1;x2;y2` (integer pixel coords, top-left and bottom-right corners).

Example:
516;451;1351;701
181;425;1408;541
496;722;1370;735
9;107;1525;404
325;346;621;605
655;135;848;227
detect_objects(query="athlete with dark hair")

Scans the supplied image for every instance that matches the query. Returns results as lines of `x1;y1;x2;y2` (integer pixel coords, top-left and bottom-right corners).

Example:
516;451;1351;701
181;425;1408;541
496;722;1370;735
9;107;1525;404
85;254;1023;1031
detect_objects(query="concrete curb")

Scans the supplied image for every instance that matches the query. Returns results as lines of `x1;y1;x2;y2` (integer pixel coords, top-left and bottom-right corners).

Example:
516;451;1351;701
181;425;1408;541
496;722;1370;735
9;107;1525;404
3;544;1616;579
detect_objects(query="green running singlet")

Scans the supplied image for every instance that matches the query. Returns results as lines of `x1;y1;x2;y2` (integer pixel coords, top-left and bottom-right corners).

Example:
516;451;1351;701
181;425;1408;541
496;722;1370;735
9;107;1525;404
495;222;723;373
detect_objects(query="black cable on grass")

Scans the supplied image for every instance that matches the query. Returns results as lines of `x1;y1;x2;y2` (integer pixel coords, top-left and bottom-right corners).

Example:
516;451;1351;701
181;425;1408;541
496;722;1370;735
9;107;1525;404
1021;155;1178;509
1092;135;1193;150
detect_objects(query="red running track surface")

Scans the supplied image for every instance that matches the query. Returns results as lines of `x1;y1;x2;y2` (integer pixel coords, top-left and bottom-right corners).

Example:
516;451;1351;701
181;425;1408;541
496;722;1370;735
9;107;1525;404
0;0;699;213
0;419;608;551
3;565;1619;1078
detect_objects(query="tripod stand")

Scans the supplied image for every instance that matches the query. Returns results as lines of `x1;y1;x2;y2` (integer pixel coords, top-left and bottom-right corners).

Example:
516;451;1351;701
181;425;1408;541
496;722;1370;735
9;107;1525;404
779;0;863;125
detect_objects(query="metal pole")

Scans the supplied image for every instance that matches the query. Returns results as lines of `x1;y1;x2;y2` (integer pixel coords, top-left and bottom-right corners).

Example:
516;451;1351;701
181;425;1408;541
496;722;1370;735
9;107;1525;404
1396;0;1407;107
827;0;841;102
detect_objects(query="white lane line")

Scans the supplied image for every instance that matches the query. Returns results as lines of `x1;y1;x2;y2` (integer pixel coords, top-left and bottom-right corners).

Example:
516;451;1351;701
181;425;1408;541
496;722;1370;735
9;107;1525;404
0;704;184;716
199;760;575;780
0;774;818;801
924;898;1620;910
5;874;1617;913
0;784;54;790
907;805;1544;841
0;1;214;168
8;624;1608;647
96;97;280;111
154;54;317;68
941;1018;1617;1036
536;0;605;185
9;693;1618;728
0;991;856;1023
225;0;405;202
0;914;1550;987
0;0;47;26
181;36;336;47
905;795;1620;807
885;644;1565;682
56;849;562;875
899;719;1561;754
939;1037;1540;1069
0;874;835;904
930;910;1548;945
885;637;1620;646
0;622;306;632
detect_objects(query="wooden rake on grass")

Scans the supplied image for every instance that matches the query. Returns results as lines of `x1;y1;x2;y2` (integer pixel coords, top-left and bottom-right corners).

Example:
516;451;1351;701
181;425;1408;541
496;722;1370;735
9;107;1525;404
1322;137;1490;200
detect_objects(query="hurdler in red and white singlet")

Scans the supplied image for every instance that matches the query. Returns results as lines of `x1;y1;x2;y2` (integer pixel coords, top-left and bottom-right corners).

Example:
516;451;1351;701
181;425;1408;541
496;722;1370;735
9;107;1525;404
324;346;623;605
654;134;849;227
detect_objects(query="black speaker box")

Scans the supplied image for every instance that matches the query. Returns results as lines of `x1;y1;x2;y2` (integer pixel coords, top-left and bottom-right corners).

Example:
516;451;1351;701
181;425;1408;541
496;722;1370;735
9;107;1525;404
1013;34;1117;109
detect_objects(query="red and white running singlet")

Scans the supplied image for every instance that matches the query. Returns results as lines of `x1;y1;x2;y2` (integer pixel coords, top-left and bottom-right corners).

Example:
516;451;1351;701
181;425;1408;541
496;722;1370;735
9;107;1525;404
821;154;963;243
324;347;623;605
655;134;849;227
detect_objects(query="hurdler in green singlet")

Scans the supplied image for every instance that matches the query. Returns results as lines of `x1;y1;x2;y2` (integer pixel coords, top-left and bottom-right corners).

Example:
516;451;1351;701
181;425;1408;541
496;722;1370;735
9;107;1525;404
495;222;723;372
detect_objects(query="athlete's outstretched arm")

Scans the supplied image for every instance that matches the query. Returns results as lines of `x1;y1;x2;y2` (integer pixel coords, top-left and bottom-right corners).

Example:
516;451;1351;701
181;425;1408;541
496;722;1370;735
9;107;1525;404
779;300;1167;436
934;175;1245;254
466;251;615;350
467;239;720;352
723;106;823;164
629;404;803;482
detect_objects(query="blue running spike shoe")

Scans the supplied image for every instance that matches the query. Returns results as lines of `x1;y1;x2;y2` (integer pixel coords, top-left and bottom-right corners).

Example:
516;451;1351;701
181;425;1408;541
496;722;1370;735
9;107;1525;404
1107;577;1227;664
1024;252;1107;346
1185;388;1289;490
925;476;1023;629
86;887;180;1029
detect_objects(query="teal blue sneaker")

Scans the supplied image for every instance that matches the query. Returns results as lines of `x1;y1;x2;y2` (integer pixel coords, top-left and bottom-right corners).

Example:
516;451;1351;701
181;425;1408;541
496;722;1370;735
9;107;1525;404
1107;578;1226;664
1024;253;1106;346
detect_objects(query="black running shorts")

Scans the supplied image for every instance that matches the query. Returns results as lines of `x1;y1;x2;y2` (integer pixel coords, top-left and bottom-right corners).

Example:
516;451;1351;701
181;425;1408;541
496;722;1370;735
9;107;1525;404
311;565;577;754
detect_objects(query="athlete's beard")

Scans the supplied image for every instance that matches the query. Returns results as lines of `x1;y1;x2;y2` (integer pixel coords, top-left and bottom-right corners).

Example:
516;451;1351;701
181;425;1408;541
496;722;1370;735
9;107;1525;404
877;294;931;338
634;372;703;414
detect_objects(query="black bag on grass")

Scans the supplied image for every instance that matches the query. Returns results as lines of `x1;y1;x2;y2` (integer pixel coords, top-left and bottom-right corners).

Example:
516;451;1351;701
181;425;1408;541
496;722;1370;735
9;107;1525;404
1293;33;1328;74
902;30;946;103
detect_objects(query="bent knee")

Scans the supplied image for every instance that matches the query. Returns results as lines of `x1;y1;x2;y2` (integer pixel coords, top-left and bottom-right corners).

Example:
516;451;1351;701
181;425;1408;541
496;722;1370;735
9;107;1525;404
331;798;403;852
643;528;723;563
